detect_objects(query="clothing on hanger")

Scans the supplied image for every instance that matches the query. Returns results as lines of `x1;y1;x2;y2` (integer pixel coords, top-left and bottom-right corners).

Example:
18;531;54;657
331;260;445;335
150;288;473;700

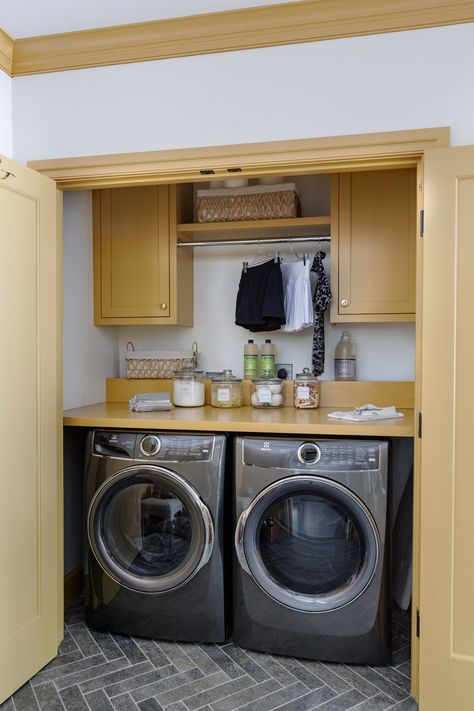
311;251;331;376
235;258;286;332
280;257;313;333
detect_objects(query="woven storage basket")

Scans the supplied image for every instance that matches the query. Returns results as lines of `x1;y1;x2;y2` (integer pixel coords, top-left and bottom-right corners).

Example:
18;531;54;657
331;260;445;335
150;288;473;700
197;183;300;223
125;341;198;379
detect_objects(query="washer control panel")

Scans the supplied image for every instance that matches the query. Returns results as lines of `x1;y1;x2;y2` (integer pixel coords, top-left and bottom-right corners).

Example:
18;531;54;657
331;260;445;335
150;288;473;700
93;431;214;462
243;438;381;471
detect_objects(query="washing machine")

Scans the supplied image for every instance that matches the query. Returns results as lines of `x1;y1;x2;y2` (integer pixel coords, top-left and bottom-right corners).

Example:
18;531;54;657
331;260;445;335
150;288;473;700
84;429;228;643
233;436;391;664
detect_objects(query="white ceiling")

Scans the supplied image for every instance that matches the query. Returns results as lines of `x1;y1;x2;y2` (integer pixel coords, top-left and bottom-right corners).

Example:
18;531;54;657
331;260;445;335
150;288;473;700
0;0;297;39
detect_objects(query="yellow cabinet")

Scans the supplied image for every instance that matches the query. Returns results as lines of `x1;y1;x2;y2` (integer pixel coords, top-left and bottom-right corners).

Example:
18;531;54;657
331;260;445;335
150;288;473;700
93;184;193;325
331;168;416;322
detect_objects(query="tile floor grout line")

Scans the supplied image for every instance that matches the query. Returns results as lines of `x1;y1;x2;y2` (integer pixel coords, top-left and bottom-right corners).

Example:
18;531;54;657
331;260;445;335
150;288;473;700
152;669;231;705
105;663;180;698
224;680;303;711
232;646;274;682
268;654;302;685
308;659;361;695
343;664;394;698
246;650;299;687
52;657;134;693
31;680;69;711
31;653;108;686
362;664;411;697
211;644;256;680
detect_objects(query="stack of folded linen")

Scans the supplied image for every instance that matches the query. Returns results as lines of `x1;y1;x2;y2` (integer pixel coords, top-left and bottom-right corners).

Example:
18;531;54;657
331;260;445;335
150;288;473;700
129;392;172;412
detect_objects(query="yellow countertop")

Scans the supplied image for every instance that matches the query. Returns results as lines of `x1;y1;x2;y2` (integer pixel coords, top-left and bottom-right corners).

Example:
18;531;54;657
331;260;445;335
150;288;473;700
63;402;414;437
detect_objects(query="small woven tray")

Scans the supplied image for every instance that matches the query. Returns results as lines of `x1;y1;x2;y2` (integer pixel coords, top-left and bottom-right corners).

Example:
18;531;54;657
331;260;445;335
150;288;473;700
125;341;198;379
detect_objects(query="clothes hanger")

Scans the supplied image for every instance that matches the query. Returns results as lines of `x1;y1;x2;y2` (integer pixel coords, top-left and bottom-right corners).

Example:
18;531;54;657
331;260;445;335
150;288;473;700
280;238;307;265
243;240;274;273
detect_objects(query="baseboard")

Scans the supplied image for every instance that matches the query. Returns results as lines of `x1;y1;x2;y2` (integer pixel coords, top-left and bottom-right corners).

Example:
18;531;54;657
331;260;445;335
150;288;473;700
64;563;84;609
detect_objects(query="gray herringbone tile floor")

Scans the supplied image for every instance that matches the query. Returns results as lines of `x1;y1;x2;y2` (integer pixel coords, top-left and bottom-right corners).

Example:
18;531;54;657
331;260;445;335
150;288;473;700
1;605;417;711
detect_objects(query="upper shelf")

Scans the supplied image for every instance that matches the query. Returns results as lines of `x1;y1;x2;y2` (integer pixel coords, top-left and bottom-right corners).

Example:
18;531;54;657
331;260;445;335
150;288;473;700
177;215;331;241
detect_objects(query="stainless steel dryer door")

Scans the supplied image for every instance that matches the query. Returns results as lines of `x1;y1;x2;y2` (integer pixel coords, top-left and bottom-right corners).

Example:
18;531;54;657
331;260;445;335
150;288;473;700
236;476;379;612
88;465;214;593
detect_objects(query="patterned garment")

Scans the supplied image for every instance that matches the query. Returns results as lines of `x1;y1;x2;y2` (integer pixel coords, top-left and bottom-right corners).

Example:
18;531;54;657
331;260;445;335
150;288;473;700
311;251;332;376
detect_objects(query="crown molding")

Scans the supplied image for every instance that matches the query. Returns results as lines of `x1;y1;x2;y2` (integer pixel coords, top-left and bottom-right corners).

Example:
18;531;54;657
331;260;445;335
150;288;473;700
0;27;13;76
28;127;449;190
8;0;474;76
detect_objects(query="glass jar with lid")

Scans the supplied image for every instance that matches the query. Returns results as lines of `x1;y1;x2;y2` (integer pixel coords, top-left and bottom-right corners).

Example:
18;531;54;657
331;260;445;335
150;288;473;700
251;377;283;408
172;367;205;407
210;369;242;408
293;367;320;409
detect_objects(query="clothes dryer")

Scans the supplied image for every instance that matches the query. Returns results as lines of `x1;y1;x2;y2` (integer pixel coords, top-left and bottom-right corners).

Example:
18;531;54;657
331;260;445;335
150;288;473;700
85;430;227;642
233;437;391;664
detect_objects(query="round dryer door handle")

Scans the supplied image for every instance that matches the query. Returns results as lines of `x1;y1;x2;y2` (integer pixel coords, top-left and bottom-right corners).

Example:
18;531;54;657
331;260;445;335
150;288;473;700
197;498;214;572
235;508;251;575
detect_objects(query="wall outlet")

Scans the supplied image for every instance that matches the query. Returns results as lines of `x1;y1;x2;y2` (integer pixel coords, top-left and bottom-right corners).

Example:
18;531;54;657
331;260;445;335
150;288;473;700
276;363;293;380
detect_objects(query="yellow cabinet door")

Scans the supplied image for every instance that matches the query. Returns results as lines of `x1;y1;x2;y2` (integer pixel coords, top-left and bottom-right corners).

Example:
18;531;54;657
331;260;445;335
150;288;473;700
0;156;62;703
93;184;194;326
95;185;171;320
420;145;474;710
331;169;416;322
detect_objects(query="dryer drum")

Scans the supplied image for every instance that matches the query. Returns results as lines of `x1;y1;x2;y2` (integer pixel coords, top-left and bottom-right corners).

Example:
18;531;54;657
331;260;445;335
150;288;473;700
88;464;214;594
236;475;379;613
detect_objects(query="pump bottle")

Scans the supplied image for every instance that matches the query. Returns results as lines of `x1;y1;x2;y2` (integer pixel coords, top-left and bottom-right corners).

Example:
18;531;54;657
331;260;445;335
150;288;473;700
334;330;356;380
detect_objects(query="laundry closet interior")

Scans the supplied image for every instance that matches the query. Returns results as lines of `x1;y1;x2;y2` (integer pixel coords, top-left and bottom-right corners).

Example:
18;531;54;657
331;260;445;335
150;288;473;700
58;132;423;702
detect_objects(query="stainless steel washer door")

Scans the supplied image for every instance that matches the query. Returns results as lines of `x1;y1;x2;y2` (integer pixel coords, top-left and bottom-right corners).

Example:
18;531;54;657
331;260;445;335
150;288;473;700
236;476;379;612
88;465;213;593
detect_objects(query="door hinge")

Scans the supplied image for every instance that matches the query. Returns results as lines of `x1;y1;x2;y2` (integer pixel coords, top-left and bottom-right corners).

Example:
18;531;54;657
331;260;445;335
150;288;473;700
416;608;420;637
418;412;422;438
420;209;424;237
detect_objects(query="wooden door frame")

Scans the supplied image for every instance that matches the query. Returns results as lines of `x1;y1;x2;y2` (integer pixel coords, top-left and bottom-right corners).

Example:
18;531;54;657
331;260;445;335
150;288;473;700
33;126;450;701
29;127;448;190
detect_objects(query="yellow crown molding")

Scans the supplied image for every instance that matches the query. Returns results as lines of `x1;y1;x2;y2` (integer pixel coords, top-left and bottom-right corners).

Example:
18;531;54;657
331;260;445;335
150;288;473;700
0;27;14;76
28;126;449;190
9;0;474;76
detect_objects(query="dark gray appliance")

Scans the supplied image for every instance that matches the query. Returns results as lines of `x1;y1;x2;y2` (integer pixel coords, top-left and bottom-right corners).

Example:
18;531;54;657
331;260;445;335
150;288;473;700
85;430;227;642
233;436;391;664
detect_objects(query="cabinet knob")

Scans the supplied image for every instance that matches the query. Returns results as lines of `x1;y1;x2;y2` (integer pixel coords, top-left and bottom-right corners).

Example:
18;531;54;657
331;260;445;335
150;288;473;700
340;299;349;307
160;303;167;310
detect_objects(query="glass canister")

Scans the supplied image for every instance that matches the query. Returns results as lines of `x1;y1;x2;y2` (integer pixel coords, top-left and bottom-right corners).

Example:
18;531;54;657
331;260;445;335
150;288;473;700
210;369;243;408
172;367;206;407
251;377;283;408
293;368;320;409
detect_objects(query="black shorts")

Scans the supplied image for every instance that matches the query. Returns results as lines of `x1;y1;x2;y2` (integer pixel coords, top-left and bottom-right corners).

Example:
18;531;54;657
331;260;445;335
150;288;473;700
235;259;286;332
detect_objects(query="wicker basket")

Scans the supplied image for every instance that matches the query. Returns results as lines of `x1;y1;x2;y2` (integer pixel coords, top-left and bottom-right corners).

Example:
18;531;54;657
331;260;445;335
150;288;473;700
125;341;198;379
196;183;300;223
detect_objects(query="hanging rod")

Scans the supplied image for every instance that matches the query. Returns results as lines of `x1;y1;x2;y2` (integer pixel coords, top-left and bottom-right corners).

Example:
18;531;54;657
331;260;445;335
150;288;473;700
177;235;331;248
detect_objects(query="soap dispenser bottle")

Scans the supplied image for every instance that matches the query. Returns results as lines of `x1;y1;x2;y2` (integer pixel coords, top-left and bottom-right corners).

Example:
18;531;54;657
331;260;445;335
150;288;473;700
334;330;356;380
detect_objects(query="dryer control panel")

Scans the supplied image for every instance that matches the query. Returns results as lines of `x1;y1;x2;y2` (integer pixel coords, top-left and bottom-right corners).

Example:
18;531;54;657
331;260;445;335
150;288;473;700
242;438;382;471
92;430;214;462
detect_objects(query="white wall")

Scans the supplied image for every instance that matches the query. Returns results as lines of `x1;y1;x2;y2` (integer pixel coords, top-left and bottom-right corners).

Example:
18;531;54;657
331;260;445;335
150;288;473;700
0;70;12;157
63;191;118;408
11;23;474;164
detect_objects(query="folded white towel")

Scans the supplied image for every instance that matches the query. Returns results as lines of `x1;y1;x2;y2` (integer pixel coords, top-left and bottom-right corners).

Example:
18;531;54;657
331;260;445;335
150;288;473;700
129;392;172;412
327;403;404;422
